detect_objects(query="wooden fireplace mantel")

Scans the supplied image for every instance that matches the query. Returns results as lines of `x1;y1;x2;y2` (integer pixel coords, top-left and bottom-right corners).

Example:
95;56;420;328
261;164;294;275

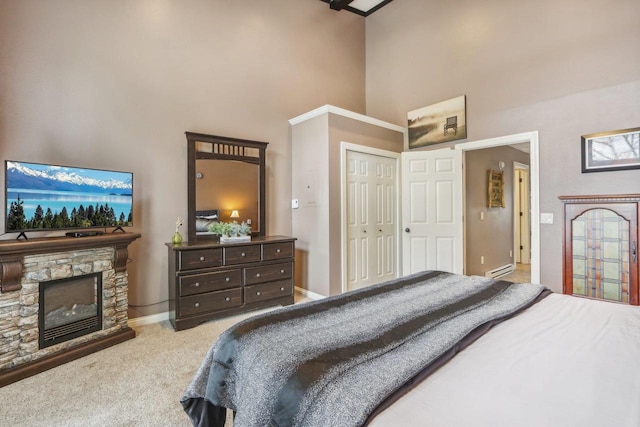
0;232;141;293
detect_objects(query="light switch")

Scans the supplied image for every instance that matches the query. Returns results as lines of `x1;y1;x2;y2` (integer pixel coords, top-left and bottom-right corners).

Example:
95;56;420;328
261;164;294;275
540;213;554;224
291;199;299;209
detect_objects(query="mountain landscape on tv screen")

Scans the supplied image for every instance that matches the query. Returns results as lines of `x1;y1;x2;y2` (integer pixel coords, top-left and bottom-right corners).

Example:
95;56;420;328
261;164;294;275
5;161;133;232
6;162;132;195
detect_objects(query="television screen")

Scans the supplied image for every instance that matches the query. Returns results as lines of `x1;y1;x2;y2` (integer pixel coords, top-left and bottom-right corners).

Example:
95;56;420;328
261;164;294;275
5;161;133;232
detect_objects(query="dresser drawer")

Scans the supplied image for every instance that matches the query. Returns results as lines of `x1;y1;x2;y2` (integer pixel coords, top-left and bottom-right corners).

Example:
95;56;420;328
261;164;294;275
244;261;293;285
244;280;293;304
224;245;261;265
179;248;223;270
179;269;242;297
179;288;242;316
262;241;294;260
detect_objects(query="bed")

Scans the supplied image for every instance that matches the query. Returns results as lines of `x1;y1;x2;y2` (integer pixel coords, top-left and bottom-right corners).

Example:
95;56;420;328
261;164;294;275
181;270;640;427
195;210;219;234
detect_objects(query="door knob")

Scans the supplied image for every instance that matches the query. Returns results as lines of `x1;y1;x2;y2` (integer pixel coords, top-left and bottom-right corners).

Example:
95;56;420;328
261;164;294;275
405;228;411;233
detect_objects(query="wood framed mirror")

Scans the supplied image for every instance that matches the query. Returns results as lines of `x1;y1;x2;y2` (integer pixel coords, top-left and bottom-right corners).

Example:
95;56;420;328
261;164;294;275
186;132;267;242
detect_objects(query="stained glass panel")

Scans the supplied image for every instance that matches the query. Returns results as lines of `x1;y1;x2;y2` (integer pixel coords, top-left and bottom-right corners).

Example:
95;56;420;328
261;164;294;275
571;208;629;303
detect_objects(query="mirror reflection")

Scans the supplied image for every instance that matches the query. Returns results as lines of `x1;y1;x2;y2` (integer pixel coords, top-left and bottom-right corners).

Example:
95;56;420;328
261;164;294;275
195;159;259;236
186;132;267;242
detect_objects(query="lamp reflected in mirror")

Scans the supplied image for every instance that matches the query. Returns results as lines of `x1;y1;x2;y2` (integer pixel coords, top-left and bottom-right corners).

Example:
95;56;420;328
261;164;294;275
230;210;240;219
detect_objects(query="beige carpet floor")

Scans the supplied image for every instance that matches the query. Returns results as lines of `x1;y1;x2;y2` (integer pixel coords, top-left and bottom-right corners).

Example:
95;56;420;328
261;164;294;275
0;308;278;426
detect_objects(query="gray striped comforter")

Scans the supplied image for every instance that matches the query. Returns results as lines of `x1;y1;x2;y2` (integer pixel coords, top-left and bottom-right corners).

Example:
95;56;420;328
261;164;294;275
181;271;548;427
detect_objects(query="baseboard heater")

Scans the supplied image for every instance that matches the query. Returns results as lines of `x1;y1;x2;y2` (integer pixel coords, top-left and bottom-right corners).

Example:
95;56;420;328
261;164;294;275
485;264;514;279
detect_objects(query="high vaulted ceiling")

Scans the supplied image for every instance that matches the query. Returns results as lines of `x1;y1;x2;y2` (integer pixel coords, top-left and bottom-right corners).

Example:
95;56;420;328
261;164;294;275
321;0;394;17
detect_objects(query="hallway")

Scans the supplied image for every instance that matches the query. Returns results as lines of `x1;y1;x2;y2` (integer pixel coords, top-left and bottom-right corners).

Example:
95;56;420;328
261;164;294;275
501;263;531;284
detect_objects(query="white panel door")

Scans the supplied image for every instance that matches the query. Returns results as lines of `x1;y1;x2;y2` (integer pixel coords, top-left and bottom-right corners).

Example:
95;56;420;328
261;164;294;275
401;149;463;275
347;150;397;291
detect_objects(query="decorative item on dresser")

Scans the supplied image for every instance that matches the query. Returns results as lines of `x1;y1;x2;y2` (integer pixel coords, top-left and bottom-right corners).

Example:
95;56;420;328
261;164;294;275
166;236;296;331
559;194;639;305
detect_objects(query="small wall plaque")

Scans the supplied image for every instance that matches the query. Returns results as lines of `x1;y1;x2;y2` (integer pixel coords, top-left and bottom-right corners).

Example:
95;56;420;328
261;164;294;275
487;169;505;208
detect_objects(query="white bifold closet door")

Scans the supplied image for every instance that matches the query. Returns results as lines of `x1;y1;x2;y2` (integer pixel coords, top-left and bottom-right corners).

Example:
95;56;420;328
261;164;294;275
346;150;397;291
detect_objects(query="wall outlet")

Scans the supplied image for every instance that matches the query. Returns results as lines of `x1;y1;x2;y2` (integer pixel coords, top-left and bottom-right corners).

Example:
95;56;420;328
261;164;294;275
480;256;485;265
509;250;513;257
480;211;485;220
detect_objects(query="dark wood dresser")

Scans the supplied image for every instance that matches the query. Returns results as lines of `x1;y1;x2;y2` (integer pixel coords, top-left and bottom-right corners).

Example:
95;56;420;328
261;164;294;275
167;236;296;331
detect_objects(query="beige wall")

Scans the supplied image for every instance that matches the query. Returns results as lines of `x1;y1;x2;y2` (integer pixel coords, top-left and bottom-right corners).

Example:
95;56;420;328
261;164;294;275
292;111;404;296
465;146;529;276
365;0;640;289
2;0;638;310
291;114;331;296
0;0;366;313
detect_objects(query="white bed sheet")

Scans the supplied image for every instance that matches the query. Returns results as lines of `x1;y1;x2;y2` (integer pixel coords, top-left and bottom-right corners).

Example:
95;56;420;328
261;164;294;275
370;293;640;427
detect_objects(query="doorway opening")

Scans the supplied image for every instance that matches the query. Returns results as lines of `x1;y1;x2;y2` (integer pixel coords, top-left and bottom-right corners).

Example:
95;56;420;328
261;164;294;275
510;162;531;282
456;131;540;284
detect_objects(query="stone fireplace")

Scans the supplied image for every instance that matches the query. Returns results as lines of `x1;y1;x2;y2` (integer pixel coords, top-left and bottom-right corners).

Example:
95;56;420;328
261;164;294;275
0;233;140;386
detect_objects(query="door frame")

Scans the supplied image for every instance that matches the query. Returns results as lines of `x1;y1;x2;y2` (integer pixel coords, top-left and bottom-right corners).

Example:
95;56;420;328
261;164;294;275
513;162;530;264
340;142;401;293
455;131;540;284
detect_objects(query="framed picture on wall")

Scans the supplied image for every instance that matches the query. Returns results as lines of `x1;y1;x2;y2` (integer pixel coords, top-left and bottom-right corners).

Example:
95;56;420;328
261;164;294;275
408;95;467;149
487;169;505;208
581;127;640;173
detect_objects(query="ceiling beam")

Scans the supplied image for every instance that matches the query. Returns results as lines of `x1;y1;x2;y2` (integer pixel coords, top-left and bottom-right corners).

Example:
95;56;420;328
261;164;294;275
329;0;354;11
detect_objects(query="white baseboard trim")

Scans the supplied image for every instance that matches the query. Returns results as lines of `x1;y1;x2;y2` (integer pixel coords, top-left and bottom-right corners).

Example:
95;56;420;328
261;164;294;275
295;286;327;300
128;311;169;328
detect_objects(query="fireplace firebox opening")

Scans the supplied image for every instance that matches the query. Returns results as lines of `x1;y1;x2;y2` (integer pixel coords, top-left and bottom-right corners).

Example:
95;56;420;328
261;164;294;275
38;273;103;349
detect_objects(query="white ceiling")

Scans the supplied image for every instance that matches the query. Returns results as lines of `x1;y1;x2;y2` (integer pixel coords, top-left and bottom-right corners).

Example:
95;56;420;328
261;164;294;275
349;0;388;13
510;143;530;153
322;0;393;17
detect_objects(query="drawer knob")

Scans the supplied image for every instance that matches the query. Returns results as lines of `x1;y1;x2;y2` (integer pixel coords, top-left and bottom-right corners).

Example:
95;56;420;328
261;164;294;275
280;287;285;291
256;291;261;296
225;297;231;302
280;269;285;274
194;282;200;287
225;277;230;282
194;302;200;308
276;249;281;253
241;252;246;257
256;273;261;277
199;256;205;261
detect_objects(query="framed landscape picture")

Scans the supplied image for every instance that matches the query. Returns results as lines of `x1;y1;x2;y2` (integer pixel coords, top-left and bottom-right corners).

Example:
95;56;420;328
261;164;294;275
581;127;640;173
408;95;467;149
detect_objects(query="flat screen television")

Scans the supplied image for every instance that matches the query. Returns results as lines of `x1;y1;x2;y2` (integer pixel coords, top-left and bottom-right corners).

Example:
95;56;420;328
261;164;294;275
5;160;133;234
